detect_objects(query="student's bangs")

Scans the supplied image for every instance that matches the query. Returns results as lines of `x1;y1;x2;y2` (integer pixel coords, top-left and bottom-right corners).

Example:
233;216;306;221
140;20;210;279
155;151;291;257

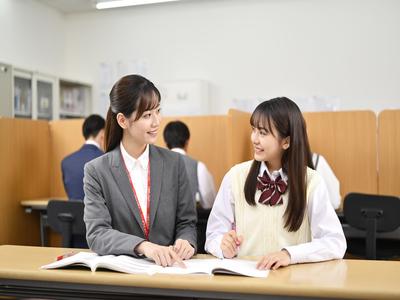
250;105;276;137
134;88;161;121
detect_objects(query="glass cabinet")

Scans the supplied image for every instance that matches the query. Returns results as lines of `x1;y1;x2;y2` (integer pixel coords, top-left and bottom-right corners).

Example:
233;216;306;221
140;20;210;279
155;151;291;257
0;62;92;120
13;70;33;118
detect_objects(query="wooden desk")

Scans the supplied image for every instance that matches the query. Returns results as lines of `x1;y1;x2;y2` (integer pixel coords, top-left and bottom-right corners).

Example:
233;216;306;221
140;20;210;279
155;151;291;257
20;198;67;246
0;245;399;299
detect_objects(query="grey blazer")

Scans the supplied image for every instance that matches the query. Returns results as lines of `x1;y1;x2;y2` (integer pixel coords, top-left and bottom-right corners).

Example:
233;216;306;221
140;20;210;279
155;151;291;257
83;144;197;256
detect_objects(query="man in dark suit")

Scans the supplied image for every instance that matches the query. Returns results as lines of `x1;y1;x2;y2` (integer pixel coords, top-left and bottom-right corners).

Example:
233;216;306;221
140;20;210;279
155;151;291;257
61;114;105;201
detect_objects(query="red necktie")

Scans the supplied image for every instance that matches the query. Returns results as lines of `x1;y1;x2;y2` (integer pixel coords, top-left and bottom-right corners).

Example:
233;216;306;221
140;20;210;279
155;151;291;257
256;170;287;206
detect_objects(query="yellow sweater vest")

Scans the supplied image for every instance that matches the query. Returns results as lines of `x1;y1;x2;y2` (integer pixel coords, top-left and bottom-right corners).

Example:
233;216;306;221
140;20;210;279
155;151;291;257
232;161;320;257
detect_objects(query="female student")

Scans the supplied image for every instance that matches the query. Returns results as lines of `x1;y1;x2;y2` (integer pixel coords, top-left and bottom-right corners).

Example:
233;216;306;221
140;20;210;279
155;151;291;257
84;74;197;267
205;97;346;270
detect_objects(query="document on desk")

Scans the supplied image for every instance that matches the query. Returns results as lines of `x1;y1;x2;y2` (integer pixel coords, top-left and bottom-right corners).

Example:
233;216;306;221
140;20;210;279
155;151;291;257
41;252;268;278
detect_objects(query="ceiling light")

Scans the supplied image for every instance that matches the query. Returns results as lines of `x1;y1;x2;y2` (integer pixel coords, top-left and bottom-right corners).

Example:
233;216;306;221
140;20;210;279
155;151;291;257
96;0;182;9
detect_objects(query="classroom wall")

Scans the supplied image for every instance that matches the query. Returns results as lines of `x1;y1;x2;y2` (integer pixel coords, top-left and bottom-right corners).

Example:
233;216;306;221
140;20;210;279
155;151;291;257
62;0;400;115
0;0;65;76
1;0;399;116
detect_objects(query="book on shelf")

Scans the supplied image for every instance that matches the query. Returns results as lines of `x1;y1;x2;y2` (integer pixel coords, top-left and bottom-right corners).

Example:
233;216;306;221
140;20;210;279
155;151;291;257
41;252;268;278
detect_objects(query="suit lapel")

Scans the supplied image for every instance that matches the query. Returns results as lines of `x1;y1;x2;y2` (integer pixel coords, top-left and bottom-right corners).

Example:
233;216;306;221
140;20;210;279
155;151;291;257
109;146;145;235
149;145;163;231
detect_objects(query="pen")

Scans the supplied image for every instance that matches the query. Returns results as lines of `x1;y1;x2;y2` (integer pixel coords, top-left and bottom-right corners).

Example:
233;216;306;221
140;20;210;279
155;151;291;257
56;251;76;261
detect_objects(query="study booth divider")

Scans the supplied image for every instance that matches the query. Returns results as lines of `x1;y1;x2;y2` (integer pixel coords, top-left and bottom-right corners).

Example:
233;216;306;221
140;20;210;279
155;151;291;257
0;109;398;246
378;110;400;197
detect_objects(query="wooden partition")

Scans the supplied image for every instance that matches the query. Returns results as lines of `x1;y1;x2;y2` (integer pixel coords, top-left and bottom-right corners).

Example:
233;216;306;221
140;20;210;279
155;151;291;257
155;115;230;188
49;119;85;197
0;109;389;246
219;110;379;207
0;118;50;245
378;110;400;196
303;111;378;202
227;109;253;166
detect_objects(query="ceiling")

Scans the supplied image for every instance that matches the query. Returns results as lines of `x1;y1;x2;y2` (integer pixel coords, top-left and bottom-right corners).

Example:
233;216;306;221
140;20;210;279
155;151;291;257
36;0;192;14
37;0;97;14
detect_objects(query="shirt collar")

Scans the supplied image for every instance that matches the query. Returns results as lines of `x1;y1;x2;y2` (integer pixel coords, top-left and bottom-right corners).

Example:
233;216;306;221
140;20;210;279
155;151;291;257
171;148;186;155
85;139;101;149
120;142;149;171
259;161;288;183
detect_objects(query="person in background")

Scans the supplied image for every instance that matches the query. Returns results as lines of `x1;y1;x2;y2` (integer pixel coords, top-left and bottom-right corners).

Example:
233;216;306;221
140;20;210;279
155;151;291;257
163;121;216;209
205;97;346;270
84;74;196;267
313;153;341;209
61;114;105;201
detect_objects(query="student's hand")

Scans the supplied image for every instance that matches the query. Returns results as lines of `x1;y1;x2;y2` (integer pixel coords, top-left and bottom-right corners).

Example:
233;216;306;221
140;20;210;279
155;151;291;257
221;230;243;258
256;249;291;270
173;239;195;260
135;241;185;268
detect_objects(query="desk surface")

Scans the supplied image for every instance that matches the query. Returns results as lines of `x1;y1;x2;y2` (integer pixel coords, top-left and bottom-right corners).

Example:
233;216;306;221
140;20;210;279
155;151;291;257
0;245;400;299
20;198;68;210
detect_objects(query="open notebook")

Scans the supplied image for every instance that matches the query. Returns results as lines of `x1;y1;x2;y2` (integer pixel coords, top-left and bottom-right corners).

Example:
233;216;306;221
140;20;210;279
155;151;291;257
41;252;268;278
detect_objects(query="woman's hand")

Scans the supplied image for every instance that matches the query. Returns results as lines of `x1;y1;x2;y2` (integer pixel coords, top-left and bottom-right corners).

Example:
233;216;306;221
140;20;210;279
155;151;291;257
221;230;243;258
173;239;195;260
135;241;185;267
256;249;291;270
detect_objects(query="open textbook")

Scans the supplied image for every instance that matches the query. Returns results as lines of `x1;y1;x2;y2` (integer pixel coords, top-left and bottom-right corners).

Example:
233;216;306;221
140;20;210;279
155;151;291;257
41;252;268;278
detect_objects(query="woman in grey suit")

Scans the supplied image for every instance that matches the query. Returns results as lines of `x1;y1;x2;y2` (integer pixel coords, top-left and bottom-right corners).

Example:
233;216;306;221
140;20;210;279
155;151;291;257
83;74;197;267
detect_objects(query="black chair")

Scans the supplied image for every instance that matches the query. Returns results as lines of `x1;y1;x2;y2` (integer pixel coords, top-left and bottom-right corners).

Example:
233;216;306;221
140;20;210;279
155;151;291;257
47;200;87;248
196;207;211;254
343;193;400;260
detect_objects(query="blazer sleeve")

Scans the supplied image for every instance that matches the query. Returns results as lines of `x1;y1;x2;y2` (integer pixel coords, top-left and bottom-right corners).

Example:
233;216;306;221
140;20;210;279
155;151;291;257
83;162;145;256
174;154;198;252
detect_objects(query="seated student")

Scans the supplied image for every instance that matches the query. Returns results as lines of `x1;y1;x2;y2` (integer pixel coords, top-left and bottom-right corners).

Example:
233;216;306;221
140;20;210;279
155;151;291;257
163;121;216;209
205;97;346;270
84;75;196;266
61;114;105;201
312;153;341;209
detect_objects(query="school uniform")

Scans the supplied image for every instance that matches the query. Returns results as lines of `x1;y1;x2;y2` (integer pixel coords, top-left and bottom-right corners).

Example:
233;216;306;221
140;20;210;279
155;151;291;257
83;143;197;257
205;160;346;264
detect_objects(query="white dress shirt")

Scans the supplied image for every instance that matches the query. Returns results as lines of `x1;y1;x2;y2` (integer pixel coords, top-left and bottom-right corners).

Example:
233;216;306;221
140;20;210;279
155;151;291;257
171;148;216;209
120;143;150;222
205;161;346;263
313;153;341;209
85;139;101;149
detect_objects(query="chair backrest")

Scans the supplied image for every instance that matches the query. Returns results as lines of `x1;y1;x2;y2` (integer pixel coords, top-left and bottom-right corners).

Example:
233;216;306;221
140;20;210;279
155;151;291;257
47;200;86;248
343;193;400;259
196;207;211;254
343;193;400;232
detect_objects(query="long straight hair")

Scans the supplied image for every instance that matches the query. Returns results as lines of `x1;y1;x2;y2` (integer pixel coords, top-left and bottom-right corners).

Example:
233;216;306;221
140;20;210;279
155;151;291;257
104;74;161;152
244;97;314;232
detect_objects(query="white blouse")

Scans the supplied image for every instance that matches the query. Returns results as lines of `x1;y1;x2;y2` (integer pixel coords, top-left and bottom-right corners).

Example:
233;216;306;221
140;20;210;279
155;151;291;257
205;161;346;264
120;143;150;222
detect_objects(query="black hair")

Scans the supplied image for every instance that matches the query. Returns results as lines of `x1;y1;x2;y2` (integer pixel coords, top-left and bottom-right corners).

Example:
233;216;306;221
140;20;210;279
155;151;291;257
82;114;105;140
244;97;314;232
104;74;161;152
163;121;190;149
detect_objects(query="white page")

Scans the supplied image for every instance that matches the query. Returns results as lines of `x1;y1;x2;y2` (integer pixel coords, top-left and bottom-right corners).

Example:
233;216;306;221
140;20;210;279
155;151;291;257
41;252;99;271
214;259;268;278
96;255;162;275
